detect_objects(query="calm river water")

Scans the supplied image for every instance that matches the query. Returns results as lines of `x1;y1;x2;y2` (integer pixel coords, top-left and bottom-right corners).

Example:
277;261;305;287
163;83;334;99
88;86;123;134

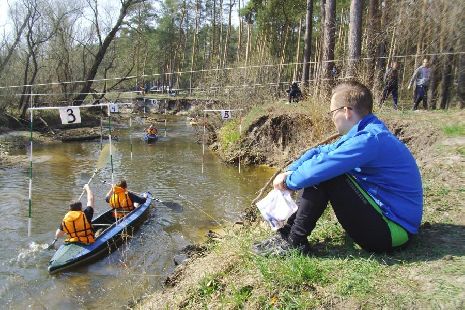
0;115;274;309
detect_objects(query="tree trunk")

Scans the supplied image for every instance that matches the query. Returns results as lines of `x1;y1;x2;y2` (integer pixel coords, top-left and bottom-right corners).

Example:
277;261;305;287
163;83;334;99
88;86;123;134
223;0;234;68
73;0;138;104
190;0;200;94
428;55;441;110
301;0;313;88
0;7;31;76
414;0;428;69
367;0;379;88
245;23;251;66
277;24;290;88
458;40;465;109
347;0;362;77
236;0;242;62
322;0;336;81
439;47;454;109
211;0;217;64
294;18;302;82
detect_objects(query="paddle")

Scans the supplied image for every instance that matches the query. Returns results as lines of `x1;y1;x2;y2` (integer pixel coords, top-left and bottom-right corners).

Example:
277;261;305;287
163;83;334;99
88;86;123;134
48;144;110;250
47;238;58;250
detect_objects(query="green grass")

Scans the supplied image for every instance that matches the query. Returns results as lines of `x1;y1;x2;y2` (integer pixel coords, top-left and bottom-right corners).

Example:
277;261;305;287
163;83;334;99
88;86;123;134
197;275;223;298
218;119;241;150
442;124;465;137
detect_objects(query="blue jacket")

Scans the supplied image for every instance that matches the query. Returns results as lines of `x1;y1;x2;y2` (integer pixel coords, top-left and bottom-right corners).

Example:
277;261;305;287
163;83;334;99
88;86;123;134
286;114;423;234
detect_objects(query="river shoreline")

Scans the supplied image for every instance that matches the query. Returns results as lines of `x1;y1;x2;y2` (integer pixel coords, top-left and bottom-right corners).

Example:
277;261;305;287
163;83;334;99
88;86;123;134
137;107;465;309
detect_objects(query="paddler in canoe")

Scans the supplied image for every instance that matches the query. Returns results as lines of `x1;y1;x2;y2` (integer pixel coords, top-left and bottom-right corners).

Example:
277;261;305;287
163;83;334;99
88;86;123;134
146;124;158;136
105;179;147;219
54;184;95;245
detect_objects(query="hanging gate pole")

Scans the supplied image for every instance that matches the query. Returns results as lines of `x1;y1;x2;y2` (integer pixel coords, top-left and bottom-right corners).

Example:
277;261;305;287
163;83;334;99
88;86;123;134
129;117;133;160
27;87;33;237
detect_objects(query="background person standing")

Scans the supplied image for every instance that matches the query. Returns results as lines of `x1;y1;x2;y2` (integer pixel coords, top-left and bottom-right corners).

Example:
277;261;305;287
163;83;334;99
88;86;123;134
380;62;399;109
408;58;431;110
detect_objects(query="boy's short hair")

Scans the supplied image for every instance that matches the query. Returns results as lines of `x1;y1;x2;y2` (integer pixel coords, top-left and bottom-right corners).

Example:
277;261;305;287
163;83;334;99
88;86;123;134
117;179;127;189
331;81;373;115
69;201;83;211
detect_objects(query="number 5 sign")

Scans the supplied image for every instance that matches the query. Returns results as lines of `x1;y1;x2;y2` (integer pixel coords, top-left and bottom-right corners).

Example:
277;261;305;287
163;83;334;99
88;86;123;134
221;110;232;120
59;107;81;124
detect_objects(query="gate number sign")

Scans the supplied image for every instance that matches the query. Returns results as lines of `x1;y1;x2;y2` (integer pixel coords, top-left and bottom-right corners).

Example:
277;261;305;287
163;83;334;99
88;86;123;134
221;110;232;120
59;107;82;124
109;103;119;113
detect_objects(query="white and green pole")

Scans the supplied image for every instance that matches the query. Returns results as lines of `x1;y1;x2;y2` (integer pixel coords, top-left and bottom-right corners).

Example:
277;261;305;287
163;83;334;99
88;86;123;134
100;117;103;150
107;105;114;185
27;89;33;237
107;105;117;220
202;109;206;174
129;116;133;160
239;110;242;174
164;119;167;137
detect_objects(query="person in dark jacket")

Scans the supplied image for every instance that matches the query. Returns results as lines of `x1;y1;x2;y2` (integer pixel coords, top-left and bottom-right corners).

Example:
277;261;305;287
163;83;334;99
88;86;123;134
380;62;399;109
254;81;423;256
287;82;302;103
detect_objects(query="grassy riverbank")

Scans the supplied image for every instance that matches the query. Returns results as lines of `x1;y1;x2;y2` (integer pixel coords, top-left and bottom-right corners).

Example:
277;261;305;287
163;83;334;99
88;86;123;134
138;100;464;309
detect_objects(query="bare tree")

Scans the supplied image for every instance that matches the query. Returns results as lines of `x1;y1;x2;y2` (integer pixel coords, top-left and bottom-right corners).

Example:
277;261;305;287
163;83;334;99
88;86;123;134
439;46;454;109
222;0;235;68
19;0;64;118
73;0;142;104
366;0;380;88
190;0;201;94
0;2;32;76
347;0;362;77
301;0;313;88
458;39;465;109
321;0;336;81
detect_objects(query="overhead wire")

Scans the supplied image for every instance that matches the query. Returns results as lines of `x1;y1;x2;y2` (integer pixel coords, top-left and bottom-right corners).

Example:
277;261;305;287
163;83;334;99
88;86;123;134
0;51;463;94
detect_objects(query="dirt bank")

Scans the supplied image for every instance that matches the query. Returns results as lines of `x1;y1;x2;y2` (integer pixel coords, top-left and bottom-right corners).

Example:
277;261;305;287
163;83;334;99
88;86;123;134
138;106;465;309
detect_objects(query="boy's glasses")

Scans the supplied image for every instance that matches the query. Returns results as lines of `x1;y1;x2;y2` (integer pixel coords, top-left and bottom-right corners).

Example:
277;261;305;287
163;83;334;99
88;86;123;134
328;106;352;118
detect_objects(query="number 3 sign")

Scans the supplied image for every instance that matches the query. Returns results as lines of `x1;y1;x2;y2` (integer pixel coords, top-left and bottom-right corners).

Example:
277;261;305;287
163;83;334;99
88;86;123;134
59;107;81;124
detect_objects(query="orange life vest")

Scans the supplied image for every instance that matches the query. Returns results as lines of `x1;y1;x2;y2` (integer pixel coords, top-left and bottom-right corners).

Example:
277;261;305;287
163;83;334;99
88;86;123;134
147;127;157;135
109;186;134;218
62;211;95;244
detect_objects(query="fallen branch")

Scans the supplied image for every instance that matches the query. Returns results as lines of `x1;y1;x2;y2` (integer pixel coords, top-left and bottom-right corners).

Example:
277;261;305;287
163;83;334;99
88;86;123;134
38;116;56;135
251;132;340;207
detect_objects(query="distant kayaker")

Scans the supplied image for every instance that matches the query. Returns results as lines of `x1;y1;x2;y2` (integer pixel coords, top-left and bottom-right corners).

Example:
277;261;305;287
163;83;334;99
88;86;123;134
105;179;147;218
54;184;95;244
146;124;158;136
254;81;423;256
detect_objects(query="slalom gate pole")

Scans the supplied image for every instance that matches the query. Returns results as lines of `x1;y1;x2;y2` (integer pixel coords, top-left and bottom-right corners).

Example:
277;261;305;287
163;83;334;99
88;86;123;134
202;109;206;174
239;110;242;174
130;117;133;160
108;106;114;185
27;90;33;237
107;106;117;220
100;117;103;150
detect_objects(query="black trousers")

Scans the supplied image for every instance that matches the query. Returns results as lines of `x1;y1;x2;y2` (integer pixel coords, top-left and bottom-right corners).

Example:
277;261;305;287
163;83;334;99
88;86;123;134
413;85;428;110
285;175;393;252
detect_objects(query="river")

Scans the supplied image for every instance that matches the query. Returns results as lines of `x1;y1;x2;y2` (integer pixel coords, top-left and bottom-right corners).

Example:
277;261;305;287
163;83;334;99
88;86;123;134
0;115;274;309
